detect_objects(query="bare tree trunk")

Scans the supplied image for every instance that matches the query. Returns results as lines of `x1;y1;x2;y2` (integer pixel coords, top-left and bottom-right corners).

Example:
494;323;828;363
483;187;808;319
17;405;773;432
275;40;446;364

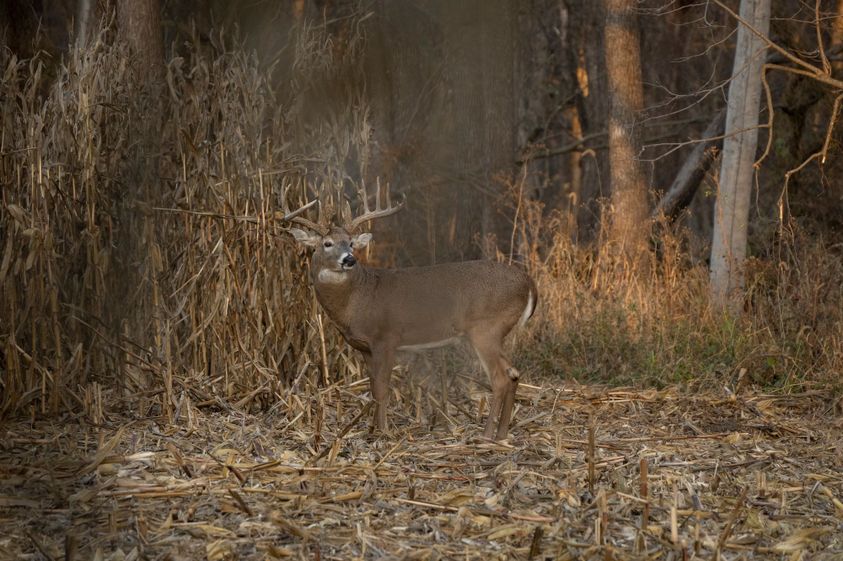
513;1;575;239
117;0;164;81
604;0;649;268
568;0;609;241
75;0;93;49
709;0;771;312
110;0;166;401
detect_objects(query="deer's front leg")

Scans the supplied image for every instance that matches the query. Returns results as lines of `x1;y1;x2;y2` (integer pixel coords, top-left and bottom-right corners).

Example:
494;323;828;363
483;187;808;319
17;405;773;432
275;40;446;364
365;346;396;432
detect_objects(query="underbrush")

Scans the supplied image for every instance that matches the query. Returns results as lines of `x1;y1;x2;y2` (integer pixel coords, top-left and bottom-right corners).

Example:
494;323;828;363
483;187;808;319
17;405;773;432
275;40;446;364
518;221;843;395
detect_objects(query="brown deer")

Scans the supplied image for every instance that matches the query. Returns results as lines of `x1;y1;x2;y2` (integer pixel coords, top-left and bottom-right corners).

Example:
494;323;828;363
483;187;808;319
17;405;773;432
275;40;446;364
285;189;537;440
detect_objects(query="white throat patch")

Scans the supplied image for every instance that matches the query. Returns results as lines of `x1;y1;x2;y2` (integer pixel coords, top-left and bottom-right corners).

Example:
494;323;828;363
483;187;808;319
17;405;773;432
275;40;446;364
318;269;348;284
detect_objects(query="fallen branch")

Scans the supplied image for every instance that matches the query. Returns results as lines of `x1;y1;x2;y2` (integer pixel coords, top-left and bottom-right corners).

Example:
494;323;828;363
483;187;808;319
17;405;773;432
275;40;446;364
652;108;727;221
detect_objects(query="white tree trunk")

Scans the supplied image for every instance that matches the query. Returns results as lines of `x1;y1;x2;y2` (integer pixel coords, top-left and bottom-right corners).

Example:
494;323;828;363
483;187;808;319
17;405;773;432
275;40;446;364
709;0;771;312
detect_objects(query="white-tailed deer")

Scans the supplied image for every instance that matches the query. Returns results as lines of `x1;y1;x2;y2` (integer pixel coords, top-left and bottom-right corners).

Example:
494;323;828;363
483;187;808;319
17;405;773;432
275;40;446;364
285;188;536;440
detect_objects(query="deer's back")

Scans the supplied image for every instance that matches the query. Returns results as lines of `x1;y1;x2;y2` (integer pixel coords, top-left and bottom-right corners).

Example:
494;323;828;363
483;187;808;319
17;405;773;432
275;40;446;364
356;260;535;346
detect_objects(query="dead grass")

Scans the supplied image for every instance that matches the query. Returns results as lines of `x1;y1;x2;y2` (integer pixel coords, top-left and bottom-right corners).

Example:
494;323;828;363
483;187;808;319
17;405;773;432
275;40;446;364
510;184;843;392
0;23;368;419
1;377;841;560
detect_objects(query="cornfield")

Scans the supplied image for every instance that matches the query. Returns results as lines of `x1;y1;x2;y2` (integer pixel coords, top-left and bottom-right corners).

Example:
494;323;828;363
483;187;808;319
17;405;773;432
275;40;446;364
1;24;368;420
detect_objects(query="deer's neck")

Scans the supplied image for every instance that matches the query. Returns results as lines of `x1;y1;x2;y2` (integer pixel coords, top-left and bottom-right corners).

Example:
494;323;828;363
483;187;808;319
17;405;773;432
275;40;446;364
310;263;370;330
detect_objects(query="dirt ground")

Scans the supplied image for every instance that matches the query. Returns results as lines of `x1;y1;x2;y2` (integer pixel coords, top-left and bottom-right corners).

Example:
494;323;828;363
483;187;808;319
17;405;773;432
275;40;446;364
1;376;842;560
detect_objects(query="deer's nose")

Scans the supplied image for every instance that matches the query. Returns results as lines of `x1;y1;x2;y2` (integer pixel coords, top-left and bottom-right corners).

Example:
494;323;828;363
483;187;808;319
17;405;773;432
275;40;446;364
341;253;357;267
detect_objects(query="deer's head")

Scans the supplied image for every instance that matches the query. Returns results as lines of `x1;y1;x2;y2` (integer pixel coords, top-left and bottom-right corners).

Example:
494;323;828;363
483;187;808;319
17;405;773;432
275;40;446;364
286;184;403;282
291;226;373;277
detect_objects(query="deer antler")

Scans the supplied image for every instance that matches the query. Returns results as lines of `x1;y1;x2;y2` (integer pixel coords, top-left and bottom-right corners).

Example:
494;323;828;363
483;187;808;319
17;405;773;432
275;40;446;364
275;180;329;236
346;180;405;232
276;198;329;234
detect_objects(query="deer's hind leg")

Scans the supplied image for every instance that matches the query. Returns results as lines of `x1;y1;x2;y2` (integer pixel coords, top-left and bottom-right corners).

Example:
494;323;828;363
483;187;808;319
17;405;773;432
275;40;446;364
496;358;520;440
468;330;519;440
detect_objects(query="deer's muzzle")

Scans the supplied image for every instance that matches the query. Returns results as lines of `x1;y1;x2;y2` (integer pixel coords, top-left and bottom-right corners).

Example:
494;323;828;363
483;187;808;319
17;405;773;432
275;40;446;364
341;253;357;268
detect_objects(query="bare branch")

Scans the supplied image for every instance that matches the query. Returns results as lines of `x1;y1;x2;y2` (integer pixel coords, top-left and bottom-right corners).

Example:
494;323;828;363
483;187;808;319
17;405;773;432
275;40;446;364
711;0;843;89
710;0;820;76
652;108;727;221
754;63;776;169
820;92;843;164
778;92;843;228
817;0;832;76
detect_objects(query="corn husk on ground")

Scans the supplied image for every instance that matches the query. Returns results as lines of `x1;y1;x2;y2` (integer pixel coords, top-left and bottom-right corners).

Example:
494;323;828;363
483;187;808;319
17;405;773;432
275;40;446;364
2;380;842;559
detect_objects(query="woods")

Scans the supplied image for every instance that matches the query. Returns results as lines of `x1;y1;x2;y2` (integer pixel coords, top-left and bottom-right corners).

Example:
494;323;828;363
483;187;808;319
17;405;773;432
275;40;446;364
2;0;843;559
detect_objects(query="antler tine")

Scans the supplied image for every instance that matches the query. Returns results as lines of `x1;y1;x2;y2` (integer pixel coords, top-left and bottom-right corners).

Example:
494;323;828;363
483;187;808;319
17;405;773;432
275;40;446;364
278;198;318;222
291;215;328;234
277;198;329;235
347;179;405;232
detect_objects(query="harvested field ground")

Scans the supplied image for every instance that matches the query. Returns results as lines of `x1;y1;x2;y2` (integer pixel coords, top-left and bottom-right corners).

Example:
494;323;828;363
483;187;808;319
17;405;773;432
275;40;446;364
1;377;841;560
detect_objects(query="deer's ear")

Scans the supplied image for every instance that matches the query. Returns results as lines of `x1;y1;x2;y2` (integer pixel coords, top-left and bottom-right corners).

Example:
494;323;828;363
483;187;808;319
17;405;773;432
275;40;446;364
352;233;373;248
290;228;321;248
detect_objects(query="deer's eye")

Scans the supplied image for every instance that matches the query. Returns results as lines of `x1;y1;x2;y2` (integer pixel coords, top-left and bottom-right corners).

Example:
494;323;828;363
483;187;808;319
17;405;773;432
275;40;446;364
323;240;333;248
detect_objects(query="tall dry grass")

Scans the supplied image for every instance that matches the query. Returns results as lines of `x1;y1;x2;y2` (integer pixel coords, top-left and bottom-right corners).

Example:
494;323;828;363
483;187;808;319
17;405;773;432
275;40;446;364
509;182;843;395
0;23;370;420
